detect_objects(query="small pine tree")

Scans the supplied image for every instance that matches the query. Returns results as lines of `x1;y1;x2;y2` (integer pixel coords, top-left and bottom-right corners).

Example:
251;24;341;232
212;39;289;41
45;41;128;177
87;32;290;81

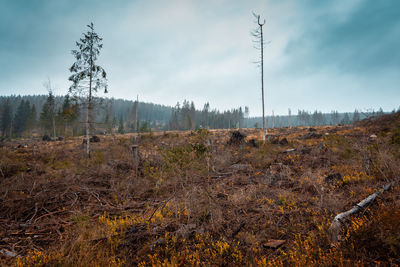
40;91;56;137
341;113;351;125
26;104;37;137
103;101;113;134
331;110;340;125
353;109;360;122
104;112;111;134
61;95;79;136
69;22;107;157
1;100;12;137
140;121;150;133
118;115;124;134
112;116;117;134
13;100;31;137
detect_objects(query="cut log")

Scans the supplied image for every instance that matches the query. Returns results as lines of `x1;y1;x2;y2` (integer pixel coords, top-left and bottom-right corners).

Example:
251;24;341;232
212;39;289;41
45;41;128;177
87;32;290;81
329;182;392;243
0;249;18;258
282;148;296;153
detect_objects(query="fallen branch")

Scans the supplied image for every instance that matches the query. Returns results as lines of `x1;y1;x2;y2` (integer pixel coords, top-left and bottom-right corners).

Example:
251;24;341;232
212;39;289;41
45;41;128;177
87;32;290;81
329;182;392;243
27;203;39;224
0;249;19;258
147;197;173;222
0;165;4;178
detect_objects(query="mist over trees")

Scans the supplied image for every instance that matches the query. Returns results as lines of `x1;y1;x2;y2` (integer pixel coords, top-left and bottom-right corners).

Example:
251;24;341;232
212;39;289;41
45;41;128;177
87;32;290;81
0;100;12;137
13;100;32;137
0;94;391;139
39;90;56;138
168;100;244;131
246;109;386;128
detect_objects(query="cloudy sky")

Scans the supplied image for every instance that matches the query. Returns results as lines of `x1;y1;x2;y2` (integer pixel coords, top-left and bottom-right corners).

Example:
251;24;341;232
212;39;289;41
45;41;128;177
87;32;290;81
0;0;399;116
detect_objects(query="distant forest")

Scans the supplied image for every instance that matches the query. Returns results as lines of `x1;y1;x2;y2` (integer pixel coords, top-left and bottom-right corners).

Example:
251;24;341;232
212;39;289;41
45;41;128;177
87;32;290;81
0;94;391;138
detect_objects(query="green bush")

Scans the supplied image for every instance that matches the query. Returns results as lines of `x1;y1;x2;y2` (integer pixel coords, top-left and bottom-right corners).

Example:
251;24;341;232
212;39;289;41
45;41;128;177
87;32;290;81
391;132;400;145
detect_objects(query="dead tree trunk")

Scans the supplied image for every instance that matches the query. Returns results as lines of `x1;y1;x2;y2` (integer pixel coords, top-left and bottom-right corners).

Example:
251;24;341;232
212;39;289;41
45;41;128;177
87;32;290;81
259;16;266;142
252;13;267;143
329;182;392;243
135;95;139;133
52;116;56;140
86;32;94;158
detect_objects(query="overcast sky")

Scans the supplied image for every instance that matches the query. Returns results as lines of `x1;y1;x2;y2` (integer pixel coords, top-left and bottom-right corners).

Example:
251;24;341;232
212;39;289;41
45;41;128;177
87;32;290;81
0;0;399;116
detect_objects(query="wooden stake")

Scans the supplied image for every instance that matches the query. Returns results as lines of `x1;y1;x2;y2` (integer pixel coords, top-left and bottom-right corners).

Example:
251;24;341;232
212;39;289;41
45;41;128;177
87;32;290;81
132;145;138;178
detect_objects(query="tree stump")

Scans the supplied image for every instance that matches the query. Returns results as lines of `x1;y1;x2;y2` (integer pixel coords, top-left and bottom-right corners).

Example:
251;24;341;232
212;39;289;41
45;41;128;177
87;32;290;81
132;145;139;178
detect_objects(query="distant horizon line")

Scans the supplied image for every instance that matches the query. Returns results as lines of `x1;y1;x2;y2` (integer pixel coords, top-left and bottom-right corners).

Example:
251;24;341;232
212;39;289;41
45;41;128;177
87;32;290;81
0;93;396;117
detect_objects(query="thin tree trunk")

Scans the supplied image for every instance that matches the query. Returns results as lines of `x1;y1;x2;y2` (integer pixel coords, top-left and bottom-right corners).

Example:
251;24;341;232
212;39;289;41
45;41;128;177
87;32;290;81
52;117;56;139
87;74;92;157
272;110;275;128
87;33;93;158
136;95;139;133
86;103;90;157
261;24;265;142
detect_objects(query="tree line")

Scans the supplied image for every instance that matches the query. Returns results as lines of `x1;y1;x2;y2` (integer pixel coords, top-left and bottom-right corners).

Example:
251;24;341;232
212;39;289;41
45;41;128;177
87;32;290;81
247;108;390;128
0;94;80;138
0;94;247;138
1;93;393;139
168;100;246;131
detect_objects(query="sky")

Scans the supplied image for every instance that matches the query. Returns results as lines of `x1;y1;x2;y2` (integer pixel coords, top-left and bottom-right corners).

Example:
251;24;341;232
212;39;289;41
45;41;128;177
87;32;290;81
0;0;399;116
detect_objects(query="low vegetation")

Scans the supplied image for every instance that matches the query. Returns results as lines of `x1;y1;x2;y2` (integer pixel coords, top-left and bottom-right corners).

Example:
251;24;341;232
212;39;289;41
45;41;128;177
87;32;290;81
1;113;400;266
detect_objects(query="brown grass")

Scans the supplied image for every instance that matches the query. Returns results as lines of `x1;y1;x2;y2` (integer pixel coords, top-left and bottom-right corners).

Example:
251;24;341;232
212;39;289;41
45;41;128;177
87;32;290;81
1;115;400;266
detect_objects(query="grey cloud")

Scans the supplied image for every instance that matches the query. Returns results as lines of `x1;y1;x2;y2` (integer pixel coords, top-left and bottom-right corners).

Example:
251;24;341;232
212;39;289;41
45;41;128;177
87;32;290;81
0;0;398;115
285;0;400;74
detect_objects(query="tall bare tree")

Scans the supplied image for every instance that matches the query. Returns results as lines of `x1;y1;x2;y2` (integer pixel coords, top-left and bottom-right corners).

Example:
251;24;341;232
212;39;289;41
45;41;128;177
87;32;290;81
69;22;107;157
252;12;267;142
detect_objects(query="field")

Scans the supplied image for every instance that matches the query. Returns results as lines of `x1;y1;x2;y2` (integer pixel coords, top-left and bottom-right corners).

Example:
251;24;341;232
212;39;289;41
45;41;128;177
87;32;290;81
1;113;400;266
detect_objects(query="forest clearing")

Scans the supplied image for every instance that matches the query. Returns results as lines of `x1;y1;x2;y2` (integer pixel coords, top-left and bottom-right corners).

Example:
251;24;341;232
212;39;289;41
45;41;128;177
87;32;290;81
1;112;399;266
1;1;399;266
